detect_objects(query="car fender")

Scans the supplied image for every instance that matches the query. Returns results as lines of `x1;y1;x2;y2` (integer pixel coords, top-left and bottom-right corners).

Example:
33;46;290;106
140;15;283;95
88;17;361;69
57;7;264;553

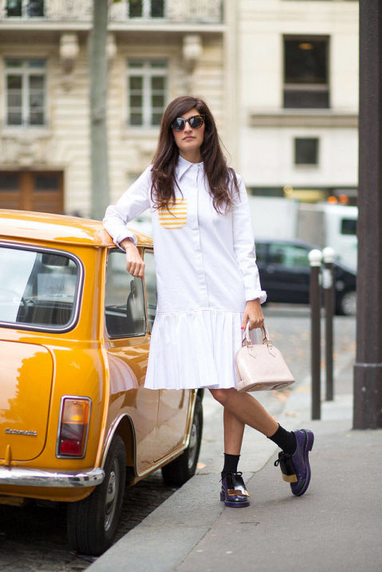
101;413;136;471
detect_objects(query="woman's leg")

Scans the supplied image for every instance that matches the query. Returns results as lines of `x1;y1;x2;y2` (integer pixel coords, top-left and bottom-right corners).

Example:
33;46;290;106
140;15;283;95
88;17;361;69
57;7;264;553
210;388;279;437
219;406;250;508
223;407;245;455
211;388;314;498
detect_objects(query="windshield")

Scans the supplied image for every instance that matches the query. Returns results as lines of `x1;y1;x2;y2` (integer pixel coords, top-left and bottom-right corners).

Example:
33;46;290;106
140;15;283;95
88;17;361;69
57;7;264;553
0;245;81;330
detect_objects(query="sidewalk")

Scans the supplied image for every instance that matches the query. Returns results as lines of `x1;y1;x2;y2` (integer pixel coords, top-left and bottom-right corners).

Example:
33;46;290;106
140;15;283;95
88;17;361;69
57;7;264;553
88;363;382;572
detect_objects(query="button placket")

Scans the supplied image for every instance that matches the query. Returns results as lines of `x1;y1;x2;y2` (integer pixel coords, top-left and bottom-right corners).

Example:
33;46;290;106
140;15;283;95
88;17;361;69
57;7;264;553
194;165;209;307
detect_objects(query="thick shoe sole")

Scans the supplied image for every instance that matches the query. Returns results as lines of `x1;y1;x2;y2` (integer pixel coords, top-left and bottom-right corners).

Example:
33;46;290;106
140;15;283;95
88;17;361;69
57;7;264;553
220;490;250;508
291;429;314;497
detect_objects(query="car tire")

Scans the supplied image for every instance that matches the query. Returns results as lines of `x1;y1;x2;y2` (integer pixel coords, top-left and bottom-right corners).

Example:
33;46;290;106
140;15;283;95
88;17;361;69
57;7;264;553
337;290;357;316
161;396;203;487
67;434;126;556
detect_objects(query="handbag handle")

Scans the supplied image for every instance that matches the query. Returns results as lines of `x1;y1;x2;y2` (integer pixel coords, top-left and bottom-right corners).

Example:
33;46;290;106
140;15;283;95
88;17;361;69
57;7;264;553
242;322;272;348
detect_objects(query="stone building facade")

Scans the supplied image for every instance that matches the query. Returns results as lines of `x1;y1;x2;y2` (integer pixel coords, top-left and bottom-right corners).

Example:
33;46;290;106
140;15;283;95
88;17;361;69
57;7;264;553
0;0;358;216
235;0;359;202
0;0;225;216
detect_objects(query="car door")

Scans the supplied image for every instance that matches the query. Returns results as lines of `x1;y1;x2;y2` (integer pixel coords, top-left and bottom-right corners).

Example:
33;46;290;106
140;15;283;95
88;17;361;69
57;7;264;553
144;250;192;462
261;242;311;303
104;248;159;474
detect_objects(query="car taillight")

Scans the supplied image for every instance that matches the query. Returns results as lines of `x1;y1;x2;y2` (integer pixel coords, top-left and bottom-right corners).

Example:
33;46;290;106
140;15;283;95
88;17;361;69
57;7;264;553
57;397;91;458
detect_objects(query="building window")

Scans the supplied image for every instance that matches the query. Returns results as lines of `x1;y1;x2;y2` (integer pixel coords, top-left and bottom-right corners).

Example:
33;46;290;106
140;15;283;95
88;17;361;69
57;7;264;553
284;37;329;109
6;0;44;17
128;0;165;19
294;138;319;165
127;60;167;128
5;59;46;127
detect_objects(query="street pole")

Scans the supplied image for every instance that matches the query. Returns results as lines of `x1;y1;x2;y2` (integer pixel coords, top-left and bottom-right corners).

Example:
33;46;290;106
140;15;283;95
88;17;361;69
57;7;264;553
323;247;335;402
309;249;322;420
89;0;110;221
354;0;382;429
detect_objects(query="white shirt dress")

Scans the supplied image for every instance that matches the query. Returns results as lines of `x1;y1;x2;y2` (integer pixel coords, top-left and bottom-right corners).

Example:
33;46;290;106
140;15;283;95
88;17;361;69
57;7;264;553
103;155;266;390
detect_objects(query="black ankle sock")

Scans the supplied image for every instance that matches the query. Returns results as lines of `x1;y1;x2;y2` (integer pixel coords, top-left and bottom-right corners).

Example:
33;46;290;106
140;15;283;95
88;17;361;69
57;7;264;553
268;425;297;455
221;453;240;476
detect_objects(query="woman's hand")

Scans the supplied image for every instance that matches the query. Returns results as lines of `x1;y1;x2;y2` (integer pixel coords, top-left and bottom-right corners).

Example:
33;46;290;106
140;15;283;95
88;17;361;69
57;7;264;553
120;238;145;278
241;298;264;331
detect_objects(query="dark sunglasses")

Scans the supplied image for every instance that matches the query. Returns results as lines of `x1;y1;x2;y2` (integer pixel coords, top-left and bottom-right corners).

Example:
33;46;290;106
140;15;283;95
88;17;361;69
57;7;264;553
171;115;205;132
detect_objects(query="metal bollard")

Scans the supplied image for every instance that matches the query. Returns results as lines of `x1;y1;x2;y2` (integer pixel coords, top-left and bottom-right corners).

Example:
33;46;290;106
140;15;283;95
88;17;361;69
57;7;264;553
322;247;335;402
309;249;322;420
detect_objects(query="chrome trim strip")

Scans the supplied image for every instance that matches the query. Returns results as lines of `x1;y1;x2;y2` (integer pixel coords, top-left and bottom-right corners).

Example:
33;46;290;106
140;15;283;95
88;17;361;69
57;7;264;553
184;391;197;450
0;467;104;488
135;445;185;479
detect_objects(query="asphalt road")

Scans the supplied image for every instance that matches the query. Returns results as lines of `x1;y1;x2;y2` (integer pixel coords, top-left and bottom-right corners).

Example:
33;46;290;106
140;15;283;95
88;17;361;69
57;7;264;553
0;305;356;571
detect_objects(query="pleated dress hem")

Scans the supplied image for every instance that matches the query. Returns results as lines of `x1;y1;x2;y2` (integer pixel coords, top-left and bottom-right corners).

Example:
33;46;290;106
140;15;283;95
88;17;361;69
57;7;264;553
144;308;258;391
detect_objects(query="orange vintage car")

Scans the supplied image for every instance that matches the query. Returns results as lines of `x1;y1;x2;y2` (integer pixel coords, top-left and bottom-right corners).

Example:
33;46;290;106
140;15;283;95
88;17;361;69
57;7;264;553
0;210;203;555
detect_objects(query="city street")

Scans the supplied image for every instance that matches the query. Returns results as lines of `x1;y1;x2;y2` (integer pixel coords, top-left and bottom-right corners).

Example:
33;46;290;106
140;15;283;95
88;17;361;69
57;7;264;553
0;305;356;571
0;2;374;571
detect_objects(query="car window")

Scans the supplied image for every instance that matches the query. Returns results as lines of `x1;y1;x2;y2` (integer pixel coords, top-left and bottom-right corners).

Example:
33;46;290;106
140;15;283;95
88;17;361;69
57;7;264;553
341;218;357;236
105;249;146;338
255;241;267;262
144;250;157;333
268;243;309;268
0;244;81;330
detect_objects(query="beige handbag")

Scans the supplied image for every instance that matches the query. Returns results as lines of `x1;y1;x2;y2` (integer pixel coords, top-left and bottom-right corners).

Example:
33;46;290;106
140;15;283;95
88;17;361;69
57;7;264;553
236;323;295;392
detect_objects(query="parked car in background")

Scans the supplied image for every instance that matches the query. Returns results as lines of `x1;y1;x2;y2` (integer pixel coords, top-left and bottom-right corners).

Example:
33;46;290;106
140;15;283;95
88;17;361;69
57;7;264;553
248;198;358;271
255;238;357;315
0;210;203;556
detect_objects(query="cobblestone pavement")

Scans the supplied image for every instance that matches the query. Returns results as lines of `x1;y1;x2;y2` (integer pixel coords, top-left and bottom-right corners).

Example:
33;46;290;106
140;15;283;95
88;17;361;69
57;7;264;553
0;472;175;571
0;306;355;571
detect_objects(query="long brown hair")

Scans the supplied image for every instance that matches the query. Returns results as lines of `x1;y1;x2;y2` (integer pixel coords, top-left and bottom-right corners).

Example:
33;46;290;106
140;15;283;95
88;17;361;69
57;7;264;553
151;96;239;213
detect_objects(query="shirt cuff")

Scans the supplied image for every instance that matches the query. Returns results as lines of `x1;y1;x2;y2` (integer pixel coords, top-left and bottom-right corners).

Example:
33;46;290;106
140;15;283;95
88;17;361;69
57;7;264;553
115;231;137;249
245;289;267;305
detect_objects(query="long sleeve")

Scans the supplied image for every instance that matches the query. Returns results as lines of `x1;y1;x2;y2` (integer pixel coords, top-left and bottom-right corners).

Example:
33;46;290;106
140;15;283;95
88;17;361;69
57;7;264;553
103;166;152;246
232;175;267;303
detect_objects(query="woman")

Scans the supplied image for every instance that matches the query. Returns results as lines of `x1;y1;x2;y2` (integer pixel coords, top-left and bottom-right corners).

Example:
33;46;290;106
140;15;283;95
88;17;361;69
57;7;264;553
103;96;314;507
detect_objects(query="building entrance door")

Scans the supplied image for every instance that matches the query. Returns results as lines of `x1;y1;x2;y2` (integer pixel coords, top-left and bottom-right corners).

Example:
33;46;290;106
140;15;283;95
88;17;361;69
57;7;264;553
0;171;63;213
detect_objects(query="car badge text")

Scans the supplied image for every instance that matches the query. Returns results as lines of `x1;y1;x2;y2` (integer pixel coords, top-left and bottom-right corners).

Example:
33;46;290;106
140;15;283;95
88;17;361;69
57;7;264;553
5;428;37;437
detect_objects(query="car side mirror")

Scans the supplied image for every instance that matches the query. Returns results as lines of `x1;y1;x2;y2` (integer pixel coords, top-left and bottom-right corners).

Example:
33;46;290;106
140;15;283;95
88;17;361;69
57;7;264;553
42;253;69;267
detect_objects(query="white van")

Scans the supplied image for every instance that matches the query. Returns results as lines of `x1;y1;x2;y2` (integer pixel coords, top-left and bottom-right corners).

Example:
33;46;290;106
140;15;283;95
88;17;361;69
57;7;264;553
297;203;358;270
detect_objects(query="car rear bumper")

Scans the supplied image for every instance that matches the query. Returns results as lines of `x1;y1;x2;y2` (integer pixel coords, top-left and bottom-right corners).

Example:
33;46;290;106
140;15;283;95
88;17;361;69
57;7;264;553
0;466;105;488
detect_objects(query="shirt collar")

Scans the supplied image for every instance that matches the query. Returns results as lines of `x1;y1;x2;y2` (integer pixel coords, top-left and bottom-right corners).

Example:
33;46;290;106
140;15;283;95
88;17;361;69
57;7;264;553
176;155;204;181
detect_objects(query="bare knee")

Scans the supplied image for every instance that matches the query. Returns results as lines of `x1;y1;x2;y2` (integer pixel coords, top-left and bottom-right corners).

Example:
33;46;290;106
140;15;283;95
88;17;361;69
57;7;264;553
210;388;236;406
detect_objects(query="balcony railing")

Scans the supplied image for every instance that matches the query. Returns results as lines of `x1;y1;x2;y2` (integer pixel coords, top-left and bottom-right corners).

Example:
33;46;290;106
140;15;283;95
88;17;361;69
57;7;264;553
0;0;223;24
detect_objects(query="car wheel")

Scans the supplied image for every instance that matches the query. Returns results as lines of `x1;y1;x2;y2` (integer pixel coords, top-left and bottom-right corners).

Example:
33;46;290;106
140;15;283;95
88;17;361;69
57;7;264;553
67;434;126;556
161;396;203;487
337;290;357;316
